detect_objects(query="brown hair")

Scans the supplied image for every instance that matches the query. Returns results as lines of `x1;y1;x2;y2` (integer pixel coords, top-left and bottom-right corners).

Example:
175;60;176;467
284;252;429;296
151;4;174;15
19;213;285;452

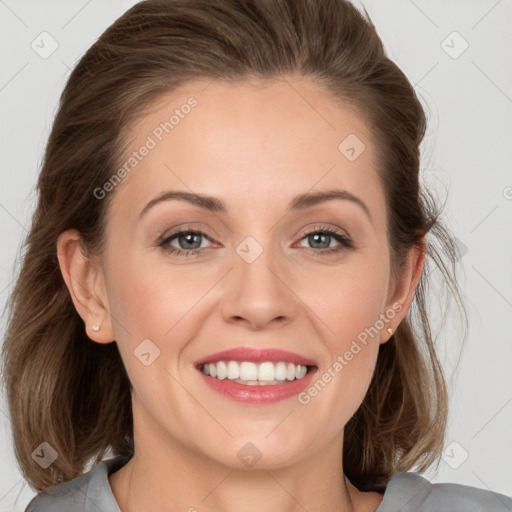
1;0;465;494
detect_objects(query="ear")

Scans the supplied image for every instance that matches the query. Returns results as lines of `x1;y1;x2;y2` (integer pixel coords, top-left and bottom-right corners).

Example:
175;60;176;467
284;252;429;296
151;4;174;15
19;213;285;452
380;237;426;343
56;229;115;343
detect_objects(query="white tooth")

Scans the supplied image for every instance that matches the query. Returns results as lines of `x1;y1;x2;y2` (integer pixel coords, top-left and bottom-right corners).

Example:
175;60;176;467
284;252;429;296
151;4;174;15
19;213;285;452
286;363;296;381
275;362;287;381
216;361;227;380
203;360;311;383
296;365;307;379
239;361;258;380
258;362;276;381
227;361;240;379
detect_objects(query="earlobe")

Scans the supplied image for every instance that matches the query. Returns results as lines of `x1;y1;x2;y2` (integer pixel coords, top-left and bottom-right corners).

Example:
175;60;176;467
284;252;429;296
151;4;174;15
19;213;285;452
56;229;115;344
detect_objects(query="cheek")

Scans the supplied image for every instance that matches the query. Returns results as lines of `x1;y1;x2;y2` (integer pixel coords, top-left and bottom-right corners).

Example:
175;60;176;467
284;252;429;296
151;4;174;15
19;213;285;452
296;255;388;407
103;250;223;365
103;259;208;406
298;255;390;344
300;282;385;435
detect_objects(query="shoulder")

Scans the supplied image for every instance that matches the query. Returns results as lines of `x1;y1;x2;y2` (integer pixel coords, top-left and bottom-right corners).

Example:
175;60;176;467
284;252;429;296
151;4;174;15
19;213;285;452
24;455;132;512
380;471;512;512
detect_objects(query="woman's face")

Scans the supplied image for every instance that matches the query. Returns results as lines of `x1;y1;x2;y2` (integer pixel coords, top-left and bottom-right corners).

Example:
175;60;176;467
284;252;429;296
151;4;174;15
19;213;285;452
94;76;412;469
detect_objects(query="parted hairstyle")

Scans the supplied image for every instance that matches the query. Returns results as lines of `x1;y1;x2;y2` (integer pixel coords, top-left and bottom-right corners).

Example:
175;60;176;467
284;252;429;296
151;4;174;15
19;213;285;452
1;0;465;494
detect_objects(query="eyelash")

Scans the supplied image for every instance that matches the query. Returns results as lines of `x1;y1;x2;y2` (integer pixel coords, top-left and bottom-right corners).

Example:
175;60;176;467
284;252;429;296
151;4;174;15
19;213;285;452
158;225;353;257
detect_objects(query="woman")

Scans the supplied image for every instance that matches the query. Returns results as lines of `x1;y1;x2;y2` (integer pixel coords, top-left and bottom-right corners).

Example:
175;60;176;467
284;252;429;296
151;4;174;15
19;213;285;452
2;0;510;511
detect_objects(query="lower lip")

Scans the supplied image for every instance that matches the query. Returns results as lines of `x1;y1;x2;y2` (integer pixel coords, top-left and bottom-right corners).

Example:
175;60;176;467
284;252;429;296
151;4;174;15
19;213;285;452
196;366;317;404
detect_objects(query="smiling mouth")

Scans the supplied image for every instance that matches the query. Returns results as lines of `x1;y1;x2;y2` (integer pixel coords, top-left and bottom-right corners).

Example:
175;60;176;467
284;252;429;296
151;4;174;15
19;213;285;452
198;360;317;386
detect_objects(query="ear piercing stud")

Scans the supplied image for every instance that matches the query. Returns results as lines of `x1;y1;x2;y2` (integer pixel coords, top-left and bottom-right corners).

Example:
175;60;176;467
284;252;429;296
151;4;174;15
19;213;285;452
92;324;100;332
387;328;393;335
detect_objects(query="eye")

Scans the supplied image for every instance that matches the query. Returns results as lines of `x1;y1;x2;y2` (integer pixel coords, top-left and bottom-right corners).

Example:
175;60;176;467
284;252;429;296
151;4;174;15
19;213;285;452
296;225;353;254
158;228;214;256
157;225;353;257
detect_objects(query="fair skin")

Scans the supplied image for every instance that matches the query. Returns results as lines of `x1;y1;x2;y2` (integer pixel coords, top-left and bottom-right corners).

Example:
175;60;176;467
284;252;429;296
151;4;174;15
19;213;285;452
57;76;424;512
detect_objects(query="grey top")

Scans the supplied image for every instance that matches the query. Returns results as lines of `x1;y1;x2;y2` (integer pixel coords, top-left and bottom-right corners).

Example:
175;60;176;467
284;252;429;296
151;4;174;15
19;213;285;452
25;454;512;512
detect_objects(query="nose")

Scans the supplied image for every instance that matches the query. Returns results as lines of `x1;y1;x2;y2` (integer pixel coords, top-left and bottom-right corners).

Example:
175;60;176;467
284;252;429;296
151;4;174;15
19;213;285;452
220;240;297;330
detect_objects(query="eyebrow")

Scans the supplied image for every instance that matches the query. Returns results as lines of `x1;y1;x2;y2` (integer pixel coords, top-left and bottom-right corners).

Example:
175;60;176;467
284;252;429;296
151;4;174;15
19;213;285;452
139;188;372;222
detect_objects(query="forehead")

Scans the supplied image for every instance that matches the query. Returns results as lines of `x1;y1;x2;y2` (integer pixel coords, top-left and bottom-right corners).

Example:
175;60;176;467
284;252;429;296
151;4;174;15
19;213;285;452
109;76;385;224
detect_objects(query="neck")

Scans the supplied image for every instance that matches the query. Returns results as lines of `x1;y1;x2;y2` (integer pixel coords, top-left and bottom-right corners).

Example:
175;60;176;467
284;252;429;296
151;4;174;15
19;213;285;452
109;429;358;512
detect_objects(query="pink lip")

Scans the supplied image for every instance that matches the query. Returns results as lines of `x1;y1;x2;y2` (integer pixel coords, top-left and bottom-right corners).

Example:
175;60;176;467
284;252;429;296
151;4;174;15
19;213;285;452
197;366;318;404
194;347;317;367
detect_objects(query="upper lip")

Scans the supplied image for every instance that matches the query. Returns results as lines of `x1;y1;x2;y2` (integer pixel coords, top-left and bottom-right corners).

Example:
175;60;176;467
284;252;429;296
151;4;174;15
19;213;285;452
195;347;317;368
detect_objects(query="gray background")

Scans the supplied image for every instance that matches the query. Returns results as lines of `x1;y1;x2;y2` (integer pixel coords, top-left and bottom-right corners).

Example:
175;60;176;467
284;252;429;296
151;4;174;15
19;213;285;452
0;0;511;510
